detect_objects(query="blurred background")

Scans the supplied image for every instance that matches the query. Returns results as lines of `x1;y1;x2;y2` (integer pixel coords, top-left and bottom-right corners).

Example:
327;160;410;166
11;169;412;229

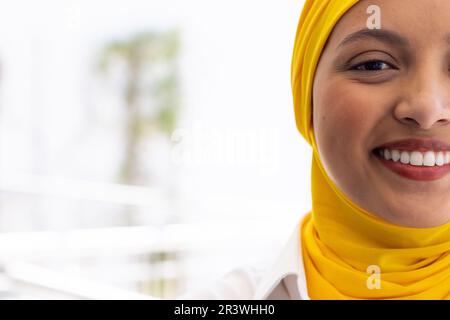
0;0;311;299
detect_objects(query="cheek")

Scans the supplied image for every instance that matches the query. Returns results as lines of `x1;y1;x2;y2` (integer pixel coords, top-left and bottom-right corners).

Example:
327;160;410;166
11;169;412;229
313;80;385;187
315;82;376;155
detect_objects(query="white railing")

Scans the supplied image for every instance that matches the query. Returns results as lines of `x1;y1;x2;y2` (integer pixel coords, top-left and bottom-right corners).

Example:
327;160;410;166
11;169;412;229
0;219;293;299
3;262;157;300
0;172;298;299
0;172;165;207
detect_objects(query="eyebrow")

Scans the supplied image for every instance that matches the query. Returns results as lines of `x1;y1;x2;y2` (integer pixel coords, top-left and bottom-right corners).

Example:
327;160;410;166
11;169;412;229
338;29;410;49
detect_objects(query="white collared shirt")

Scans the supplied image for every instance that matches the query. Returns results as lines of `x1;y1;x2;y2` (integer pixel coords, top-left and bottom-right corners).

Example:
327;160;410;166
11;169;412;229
178;221;310;300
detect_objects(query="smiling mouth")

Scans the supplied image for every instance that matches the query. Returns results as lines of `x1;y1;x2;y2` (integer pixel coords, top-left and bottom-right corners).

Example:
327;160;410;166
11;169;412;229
372;148;450;181
373;148;450;167
371;137;450;181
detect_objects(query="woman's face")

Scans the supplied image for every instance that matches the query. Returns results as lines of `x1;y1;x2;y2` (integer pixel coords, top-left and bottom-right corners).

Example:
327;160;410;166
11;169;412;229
313;0;450;227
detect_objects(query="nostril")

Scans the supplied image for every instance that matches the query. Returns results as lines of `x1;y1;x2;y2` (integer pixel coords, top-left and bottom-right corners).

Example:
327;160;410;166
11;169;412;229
404;117;417;123
401;117;421;127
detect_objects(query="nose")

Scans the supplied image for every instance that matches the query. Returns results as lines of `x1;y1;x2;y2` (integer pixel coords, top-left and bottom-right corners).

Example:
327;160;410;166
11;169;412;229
394;68;450;130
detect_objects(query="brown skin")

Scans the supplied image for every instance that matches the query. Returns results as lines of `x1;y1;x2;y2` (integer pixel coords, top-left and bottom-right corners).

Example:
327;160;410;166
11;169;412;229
313;0;450;228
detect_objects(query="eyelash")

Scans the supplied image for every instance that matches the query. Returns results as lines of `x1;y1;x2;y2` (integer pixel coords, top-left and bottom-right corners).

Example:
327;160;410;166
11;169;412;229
350;59;395;72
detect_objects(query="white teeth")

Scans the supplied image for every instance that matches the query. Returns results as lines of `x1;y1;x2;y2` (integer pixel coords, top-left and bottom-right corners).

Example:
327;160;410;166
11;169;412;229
378;149;450;167
391;150;401;162
436;152;444;166
410;151;423;166
400;151;410;164
423;151;435;167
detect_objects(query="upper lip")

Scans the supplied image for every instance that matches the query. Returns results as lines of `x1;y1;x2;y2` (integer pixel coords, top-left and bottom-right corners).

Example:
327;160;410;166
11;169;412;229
374;138;450;152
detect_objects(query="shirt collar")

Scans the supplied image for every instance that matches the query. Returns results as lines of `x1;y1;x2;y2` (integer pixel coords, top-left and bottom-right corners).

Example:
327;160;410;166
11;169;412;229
254;219;310;300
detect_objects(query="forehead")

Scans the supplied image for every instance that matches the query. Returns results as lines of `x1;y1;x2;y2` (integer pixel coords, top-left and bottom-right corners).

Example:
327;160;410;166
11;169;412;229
326;0;450;50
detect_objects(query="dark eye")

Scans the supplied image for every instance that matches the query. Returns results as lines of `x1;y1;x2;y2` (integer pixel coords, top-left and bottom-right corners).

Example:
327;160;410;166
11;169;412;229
352;60;392;71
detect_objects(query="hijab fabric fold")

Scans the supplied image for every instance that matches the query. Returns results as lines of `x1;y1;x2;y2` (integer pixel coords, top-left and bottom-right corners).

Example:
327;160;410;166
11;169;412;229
291;0;450;299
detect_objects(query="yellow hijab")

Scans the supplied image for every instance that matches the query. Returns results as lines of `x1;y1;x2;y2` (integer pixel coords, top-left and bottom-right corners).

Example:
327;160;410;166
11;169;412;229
292;0;450;299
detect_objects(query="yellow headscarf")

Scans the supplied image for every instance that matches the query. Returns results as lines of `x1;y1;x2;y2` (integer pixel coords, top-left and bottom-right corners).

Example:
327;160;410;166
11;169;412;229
292;0;450;299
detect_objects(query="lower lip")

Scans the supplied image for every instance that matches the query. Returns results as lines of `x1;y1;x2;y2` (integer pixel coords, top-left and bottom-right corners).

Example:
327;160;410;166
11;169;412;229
373;151;450;181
